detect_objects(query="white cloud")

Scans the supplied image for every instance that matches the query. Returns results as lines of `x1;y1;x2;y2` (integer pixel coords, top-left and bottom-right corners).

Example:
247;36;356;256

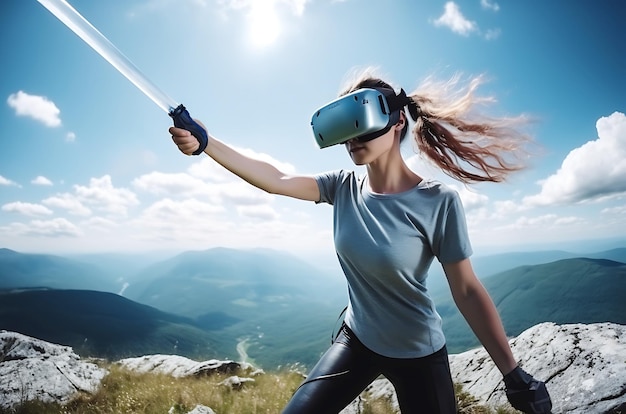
218;181;274;205
43;194;92;216
1;202;53;217
141;198;224;221
186;157;237;183
432;1;501;40
433;2;477;36
601;205;626;215
493;199;527;216
524;112;626;206
133;198;227;242
3;218;82;238
66;132;76;142
32;176;53;186
481;0;500;12
237;204;279;220
132;171;213;198
0;176;20;187
74;175;139;216
484;28;501;40
450;184;489;211
134;153;280;207
82;216;118;231
7;91;62;127
497;214;585;231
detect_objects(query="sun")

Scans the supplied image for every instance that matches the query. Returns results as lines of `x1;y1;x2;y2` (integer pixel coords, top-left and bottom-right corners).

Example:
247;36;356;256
247;2;281;48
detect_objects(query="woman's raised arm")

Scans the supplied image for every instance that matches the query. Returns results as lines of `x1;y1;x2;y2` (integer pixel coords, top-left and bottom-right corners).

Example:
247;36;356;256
170;125;320;202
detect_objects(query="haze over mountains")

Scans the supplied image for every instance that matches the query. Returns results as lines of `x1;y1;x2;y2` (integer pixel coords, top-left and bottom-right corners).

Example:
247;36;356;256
1;244;624;369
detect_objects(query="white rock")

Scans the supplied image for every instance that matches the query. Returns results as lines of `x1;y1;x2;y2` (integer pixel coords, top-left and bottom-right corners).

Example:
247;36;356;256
449;322;626;414
364;378;399;411
168;404;217;414
116;354;240;378
187;404;217;414
0;331;107;409
339;395;364;414
218;375;255;389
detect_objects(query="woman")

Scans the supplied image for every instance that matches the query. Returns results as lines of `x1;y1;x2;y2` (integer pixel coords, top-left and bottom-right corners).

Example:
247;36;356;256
170;70;552;414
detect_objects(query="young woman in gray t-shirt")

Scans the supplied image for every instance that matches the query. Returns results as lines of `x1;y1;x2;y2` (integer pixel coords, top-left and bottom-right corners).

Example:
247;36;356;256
169;70;552;414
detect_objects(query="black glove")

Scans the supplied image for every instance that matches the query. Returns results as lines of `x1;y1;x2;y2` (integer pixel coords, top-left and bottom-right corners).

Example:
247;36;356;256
503;366;552;414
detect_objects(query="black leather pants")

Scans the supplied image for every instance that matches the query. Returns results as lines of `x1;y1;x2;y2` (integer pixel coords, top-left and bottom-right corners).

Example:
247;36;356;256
282;324;457;414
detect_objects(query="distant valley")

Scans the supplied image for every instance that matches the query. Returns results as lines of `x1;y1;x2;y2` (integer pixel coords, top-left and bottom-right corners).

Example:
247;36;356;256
1;246;624;369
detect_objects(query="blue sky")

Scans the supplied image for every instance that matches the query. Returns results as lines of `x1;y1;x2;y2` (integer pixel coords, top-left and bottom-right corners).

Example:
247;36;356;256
1;0;625;261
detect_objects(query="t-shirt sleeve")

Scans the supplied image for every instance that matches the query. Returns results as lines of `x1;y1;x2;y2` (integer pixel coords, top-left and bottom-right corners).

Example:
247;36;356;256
433;190;473;264
314;169;346;205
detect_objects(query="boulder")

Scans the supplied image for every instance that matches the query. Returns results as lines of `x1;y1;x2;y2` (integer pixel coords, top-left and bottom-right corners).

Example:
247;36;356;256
116;354;241;378
449;322;626;414
218;375;255;390
0;330;107;409
168;404;217;414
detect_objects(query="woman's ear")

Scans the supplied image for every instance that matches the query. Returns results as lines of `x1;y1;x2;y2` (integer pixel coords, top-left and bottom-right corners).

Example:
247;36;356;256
395;111;407;130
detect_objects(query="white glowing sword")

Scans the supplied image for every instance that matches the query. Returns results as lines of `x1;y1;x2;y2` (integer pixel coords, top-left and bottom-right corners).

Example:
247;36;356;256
37;0;207;154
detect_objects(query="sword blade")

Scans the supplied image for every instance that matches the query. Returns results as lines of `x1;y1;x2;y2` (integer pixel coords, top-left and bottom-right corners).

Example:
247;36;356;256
37;0;179;114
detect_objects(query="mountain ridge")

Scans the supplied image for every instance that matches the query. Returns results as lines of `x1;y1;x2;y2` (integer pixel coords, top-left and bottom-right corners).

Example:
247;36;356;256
1;246;625;368
435;257;626;353
0;288;231;360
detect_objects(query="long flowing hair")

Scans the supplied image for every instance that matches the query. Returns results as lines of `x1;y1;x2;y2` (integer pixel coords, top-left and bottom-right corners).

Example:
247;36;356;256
340;69;533;184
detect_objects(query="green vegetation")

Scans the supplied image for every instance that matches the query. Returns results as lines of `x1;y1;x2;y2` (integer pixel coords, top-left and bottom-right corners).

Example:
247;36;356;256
0;362;517;414
3;248;625;370
0;289;231;360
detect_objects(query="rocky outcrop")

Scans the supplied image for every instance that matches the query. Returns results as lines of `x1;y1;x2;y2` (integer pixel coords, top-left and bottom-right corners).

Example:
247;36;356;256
0;330;107;409
449;322;626;414
1;322;625;413
116;354;243;378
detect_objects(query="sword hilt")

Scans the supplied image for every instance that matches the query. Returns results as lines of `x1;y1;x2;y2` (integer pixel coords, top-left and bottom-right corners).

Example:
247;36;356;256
169;104;208;155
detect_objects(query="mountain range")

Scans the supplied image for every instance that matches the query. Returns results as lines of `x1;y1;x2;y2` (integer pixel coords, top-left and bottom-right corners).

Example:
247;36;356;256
1;245;625;369
0;288;227;360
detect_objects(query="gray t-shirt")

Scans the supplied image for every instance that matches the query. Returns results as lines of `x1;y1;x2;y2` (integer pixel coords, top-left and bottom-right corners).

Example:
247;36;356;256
315;169;472;358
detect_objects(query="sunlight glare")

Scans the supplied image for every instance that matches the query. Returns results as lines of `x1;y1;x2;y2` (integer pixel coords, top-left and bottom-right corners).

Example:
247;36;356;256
248;1;281;48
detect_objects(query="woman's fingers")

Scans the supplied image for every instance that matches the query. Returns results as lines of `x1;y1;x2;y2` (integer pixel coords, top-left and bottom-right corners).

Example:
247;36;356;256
169;126;200;155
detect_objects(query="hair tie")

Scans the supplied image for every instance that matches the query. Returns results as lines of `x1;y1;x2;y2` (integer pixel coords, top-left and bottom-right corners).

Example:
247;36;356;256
407;98;421;123
391;89;421;122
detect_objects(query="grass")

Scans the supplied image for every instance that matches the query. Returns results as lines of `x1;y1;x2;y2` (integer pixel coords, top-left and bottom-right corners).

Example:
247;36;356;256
0;362;517;414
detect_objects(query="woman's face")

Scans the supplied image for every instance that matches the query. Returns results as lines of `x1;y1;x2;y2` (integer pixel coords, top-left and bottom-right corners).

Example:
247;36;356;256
344;114;406;166
344;131;395;165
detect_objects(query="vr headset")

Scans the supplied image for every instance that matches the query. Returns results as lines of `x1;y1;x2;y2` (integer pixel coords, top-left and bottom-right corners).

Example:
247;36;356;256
311;87;407;148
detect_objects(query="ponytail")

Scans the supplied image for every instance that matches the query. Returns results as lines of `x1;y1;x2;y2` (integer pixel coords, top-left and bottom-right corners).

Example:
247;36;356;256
343;70;532;184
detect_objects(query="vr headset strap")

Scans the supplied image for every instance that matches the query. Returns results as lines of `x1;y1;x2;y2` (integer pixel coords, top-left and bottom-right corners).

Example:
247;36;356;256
385;88;413;112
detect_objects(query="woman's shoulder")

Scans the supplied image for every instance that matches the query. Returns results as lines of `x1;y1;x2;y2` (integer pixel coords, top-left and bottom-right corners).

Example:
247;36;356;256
316;169;358;183
417;179;463;203
419;179;453;193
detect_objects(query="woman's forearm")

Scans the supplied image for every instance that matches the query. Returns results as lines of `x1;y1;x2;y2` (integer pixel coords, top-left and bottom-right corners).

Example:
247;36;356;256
205;136;320;201
205;136;285;192
452;282;518;375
